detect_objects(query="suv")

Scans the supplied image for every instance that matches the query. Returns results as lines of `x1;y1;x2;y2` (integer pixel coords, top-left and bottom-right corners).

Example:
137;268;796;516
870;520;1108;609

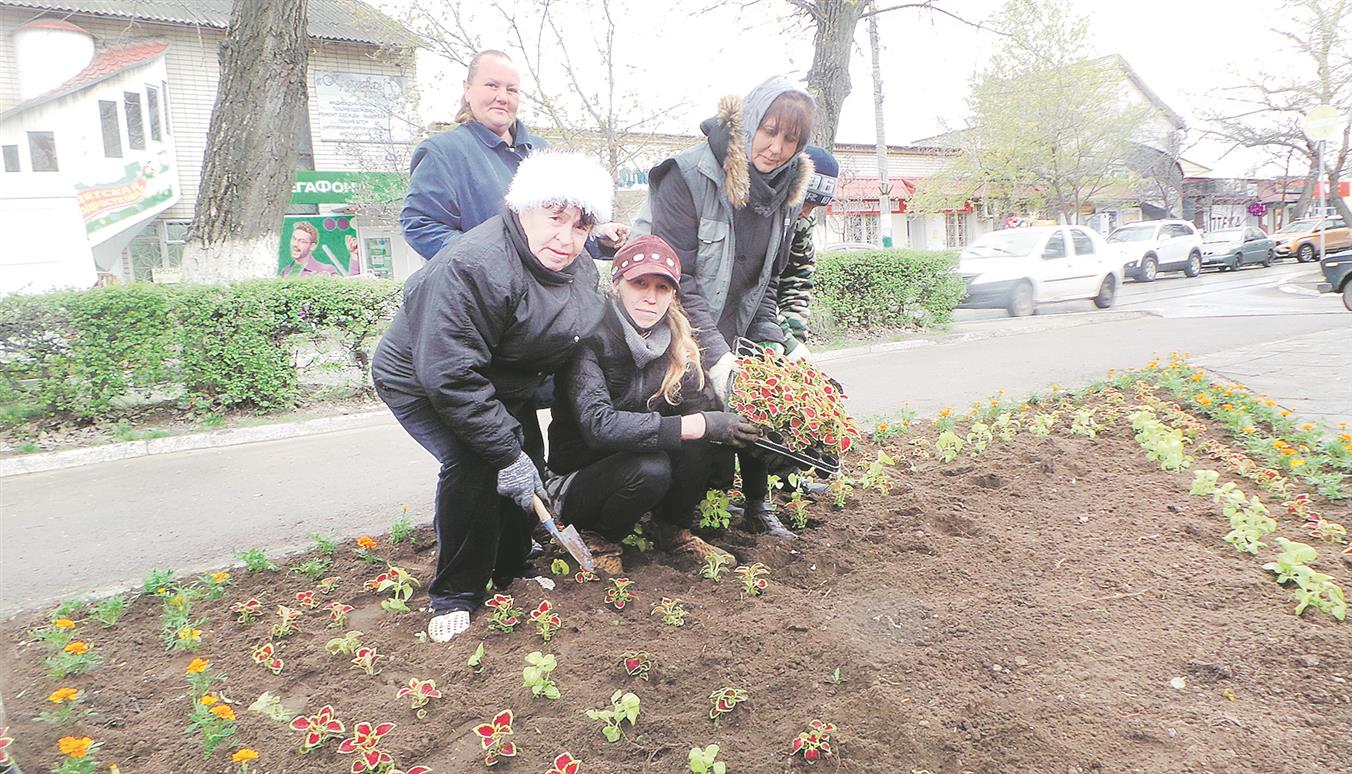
1107;220;1203;281
1316;252;1352;311
1272;216;1351;262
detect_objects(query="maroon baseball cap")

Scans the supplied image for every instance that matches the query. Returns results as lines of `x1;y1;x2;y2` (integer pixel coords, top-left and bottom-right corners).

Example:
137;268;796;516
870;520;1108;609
612;235;682;286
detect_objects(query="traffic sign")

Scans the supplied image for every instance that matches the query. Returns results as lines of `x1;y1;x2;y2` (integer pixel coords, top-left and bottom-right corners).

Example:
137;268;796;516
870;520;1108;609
1303;104;1345;142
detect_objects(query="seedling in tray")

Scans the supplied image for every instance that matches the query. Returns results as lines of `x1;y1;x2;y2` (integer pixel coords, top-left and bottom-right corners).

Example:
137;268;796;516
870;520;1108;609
729;345;858;457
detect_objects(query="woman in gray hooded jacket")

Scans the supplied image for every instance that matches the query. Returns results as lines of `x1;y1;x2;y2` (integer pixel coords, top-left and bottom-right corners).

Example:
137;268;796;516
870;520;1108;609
636;76;815;539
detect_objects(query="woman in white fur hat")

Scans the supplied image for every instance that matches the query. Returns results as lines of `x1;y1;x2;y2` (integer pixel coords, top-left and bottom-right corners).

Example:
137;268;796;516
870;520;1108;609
371;152;614;643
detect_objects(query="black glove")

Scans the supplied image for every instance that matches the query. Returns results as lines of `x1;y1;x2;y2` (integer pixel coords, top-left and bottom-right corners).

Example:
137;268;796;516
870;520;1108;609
702;411;761;447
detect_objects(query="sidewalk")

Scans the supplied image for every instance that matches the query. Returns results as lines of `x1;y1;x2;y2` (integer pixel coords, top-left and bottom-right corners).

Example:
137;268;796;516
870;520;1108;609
2;310;1348;616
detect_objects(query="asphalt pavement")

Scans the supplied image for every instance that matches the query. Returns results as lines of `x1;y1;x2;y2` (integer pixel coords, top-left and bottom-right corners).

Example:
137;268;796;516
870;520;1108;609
2;260;1349;616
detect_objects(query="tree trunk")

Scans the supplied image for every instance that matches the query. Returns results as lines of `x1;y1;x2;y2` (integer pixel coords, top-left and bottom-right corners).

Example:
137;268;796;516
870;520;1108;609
1292;167;1317;219
805;0;866;149
182;0;310;283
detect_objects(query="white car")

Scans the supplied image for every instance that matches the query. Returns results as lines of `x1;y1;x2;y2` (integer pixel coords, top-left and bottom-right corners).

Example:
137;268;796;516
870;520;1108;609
956;226;1122;317
1106;219;1203;281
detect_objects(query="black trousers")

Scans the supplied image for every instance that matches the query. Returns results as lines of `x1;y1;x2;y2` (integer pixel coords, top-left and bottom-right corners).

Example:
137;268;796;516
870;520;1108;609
560;441;721;542
375;383;540;613
709;449;770;501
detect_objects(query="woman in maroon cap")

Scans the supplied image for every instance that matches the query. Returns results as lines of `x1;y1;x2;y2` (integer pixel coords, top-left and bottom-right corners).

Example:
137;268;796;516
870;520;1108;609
545;235;760;572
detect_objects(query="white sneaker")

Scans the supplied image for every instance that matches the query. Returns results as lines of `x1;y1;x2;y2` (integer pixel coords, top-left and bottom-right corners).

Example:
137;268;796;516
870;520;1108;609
427;609;471;643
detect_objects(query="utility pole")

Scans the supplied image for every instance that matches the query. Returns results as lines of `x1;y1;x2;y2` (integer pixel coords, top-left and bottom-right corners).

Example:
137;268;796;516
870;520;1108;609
867;9;893;248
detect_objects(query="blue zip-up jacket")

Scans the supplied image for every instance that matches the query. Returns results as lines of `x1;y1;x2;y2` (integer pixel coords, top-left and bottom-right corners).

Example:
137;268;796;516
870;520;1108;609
400;120;547;260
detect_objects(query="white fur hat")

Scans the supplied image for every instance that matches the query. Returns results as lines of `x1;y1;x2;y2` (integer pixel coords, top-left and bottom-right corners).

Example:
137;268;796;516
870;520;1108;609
504;151;614;225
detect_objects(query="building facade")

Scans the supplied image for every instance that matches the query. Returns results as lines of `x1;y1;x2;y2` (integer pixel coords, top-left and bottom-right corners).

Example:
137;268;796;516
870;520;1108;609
0;0;420;293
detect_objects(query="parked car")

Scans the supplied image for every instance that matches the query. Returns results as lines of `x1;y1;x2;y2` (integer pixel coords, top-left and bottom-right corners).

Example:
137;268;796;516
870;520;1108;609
955;226;1121;317
1106;219;1203;281
1199;227;1276;271
820;242;881;252
1272;216;1351;262
1316;251;1352;311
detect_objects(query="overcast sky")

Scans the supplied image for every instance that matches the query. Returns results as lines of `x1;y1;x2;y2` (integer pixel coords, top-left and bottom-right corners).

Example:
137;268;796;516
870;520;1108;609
378;0;1321;177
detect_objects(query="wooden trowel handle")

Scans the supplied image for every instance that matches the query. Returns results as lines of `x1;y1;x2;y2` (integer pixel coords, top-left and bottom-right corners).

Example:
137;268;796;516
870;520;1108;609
531;493;554;525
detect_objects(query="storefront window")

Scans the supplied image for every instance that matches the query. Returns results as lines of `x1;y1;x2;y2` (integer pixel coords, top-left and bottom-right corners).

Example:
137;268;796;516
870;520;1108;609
944;211;969;249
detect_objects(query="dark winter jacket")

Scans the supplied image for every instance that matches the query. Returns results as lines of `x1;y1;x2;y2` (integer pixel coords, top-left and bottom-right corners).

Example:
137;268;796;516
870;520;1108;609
634;94;813;367
548;306;713;475
400;120;547;260
372;212;606;469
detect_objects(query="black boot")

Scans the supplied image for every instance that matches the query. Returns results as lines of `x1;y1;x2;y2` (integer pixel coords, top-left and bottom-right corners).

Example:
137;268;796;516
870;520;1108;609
743;499;797;540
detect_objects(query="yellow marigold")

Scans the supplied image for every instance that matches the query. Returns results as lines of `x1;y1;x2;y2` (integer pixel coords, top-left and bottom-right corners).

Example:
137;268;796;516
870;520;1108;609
63;641;89;655
1196;395;1213;407
1280;448;1297;456
876;423;890;432
185;658;210;674
356;535;378;550
199;694;218;706
1344;444;1352;453
1264;400;1276;407
996;389;1006;395
938;408;952;418
210;571;230;584
48;687;80;704
1273;440;1289;449
1340;421;1349;430
1190;373;1203;382
1019;403;1031;412
232;749;260;764
1291;458;1306;468
58;736;93;758
1222;403;1235;412
210;703;236;721
1280;410;1292;417
1051;384;1060;392
1242;427;1256;435
52;618;76;630
177;627;201;640
989;399;999;407
1339;433;1351;443
1300;423;1314;431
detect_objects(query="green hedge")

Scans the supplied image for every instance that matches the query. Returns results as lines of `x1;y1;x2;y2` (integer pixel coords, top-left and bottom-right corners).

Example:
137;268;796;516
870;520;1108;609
0;278;401;423
812;248;964;334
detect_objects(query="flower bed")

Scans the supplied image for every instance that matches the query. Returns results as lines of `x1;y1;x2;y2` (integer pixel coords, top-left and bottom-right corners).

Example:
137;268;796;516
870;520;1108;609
1;364;1349;772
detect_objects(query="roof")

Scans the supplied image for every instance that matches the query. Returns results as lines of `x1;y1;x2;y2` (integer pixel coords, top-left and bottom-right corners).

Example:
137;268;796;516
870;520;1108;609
0;39;167;119
1094;54;1186;132
835;176;919;200
0;1;417;47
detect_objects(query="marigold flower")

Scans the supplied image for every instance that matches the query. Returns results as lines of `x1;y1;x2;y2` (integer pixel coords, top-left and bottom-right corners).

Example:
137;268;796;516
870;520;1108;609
1344;444;1352;453
210;703;236;721
356;535;378;550
1019;403;1031;412
63;641;89;655
1242;427;1256;435
48;687;79;703
1273;440;1289;449
938;408;952;418
177;627;201;640
1280;448;1297;456
1339;433;1351;443
1196;395;1213;407
210;571;230;583
52;618;76;630
232;748;260;763
1051;384;1060;392
1222;403;1235;412
1280;410;1292;417
1264;400;1276;407
1291;458;1306;468
58;736;93;758
1300;423;1314;431
185;658;210;674
200;694;218;706
1190;373;1203;382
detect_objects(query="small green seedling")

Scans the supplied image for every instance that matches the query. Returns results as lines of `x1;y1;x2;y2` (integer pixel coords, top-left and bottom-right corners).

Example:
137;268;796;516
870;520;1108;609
688;744;726;774
586;689;640;742
236;548;279;573
522;651;560;699
310;532;338;555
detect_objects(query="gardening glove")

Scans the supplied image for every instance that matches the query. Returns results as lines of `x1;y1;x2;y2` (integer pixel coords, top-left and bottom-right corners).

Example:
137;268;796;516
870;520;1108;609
757;340;786;356
708;351;737;407
785;341;811;362
701;411;761;447
496;451;543;511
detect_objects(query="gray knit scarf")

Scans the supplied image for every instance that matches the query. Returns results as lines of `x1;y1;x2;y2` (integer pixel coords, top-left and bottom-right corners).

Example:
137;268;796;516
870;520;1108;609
612;300;671;369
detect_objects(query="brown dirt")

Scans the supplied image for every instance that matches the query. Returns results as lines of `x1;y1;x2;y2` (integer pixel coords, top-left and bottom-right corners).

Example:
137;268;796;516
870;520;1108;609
2;405;1350;774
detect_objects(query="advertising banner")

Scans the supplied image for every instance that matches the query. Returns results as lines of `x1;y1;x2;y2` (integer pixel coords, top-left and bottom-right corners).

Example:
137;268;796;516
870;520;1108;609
278;216;361;277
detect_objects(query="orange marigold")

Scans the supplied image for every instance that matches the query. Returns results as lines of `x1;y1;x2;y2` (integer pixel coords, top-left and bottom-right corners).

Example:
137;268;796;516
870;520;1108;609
1241;427;1256;435
210;571;230;583
210;703;236;721
199;694;218;706
63;641;89;655
232;748;260;763
185;658;210;674
58;736;93;758
52;618;76;630
48;687;79;703
356;535;378;550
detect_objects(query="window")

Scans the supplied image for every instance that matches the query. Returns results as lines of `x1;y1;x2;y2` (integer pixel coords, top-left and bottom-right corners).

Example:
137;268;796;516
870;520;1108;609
1163;224;1193;239
944;211;969;249
27;132;57;171
842;213;879;244
124;92;145;150
1070;229;1096;256
161;80;171;135
1043;231;1066;259
146;86;162;141
99;100;122;158
164;220;189;269
2;145;18;172
127;220;190;282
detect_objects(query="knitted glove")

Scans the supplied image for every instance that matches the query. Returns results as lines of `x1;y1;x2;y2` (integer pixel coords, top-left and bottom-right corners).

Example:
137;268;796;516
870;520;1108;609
495;451;542;511
701;411;761;447
785;341;811;362
708;352;737;406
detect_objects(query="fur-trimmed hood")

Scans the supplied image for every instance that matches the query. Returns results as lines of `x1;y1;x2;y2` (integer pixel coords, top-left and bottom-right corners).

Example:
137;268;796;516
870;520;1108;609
709;94;814;211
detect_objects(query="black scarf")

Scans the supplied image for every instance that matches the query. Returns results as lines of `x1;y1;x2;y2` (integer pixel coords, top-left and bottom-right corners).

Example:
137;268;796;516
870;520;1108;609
502;206;575;286
703;116;799;218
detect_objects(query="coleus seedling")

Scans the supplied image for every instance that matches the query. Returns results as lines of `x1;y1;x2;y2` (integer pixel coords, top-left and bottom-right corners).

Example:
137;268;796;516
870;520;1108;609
316;577;341;594
294;591;319;609
575;570;599;584
546;752;581;774
618;651;654;681
290;704;345;753
701;554;732;582
651;597;687;627
529;600;562;642
522;651;561;699
350;646;384;676
707;687;748;721
729;347;858;456
326;630;363;656
473;709;517;766
337;720;395;774
327;602;354;629
271;605;303;638
251;642;283;675
791;719;837;763
396;678;442;719
232;598;261;624
605;578;636;611
365;565;420;613
485;594;524;633
734;563;769;597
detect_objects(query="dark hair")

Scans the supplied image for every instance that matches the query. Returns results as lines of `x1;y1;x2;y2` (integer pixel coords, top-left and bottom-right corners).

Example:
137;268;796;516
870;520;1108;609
455;49;513;124
758;92;813;155
543;202;599;230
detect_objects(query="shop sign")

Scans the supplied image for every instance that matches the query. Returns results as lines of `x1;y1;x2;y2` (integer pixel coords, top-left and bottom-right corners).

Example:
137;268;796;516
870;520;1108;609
291;170;405;204
278;215;361;277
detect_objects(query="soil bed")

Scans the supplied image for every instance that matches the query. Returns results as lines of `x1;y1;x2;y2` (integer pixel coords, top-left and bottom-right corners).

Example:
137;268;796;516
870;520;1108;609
2;395;1349;773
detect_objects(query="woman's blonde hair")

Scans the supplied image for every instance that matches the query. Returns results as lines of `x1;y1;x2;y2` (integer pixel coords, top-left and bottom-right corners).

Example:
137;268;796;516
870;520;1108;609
652;299;705;408
454;49;512;124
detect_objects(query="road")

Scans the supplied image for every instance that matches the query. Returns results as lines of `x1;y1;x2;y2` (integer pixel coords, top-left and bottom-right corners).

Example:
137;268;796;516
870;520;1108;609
2;261;1348;616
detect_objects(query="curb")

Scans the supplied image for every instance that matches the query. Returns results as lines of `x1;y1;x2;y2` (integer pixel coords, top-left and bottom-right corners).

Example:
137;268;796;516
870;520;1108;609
1;410;390;478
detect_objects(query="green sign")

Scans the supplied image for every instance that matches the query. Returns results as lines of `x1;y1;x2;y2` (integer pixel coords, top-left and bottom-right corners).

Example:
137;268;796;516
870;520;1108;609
290;170;405;204
278;216;360;277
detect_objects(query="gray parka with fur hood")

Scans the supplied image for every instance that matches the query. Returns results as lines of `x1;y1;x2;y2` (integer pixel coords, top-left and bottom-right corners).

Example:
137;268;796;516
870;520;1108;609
635;93;813;368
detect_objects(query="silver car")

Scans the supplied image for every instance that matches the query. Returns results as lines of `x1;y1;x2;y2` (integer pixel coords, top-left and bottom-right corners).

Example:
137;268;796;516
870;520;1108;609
1200;227;1276;271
